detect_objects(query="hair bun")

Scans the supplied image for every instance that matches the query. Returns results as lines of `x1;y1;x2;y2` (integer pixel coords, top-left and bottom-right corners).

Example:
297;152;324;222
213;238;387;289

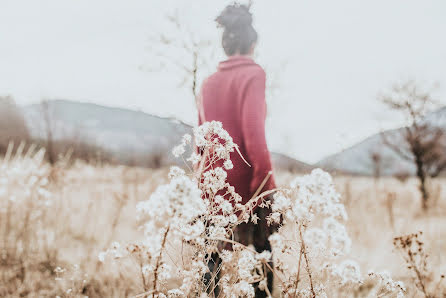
216;4;253;32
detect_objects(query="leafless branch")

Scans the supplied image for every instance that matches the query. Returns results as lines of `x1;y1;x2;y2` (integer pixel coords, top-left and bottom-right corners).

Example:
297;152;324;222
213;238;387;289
379;80;446;210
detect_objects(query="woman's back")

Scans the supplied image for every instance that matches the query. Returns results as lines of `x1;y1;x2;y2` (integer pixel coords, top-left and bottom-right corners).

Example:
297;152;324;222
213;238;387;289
200;56;275;203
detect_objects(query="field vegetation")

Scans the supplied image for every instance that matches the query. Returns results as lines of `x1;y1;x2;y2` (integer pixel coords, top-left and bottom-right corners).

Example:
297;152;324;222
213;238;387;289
1;123;445;297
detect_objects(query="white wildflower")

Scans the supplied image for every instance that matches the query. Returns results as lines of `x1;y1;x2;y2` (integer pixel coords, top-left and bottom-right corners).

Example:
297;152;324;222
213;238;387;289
158;263;171;282
256;251;272;263
228;214;238;224
238;250;256;280
172;144;186;157
181;221;205;241
220;250;233;263
220;200;233;215
136;173;206;256
223;159;233;170
214;195;224;204
368;270;406;297
208;226;227;239
329;260;362;285
287;168;347;223
168;166;185;179
271;194;291;213
304;228;328;253
233;280;255;298
187;152;202;165
268;233;284;251
167;289;184;297
192;121;236;161
182;134;192;144
323;217;352;256
202;167;227;194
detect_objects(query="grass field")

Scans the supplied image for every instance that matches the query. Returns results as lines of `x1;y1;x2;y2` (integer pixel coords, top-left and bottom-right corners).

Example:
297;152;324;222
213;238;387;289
1;158;445;297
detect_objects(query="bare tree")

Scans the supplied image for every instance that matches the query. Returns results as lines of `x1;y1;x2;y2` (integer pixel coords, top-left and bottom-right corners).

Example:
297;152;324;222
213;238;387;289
379;80;446;210
367;150;394;180
144;10;216;105
40;100;57;164
370;151;383;182
0;96;30;153
367;150;394;198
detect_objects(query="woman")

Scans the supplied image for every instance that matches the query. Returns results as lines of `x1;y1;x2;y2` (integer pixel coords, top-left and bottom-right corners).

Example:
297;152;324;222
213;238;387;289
198;4;276;296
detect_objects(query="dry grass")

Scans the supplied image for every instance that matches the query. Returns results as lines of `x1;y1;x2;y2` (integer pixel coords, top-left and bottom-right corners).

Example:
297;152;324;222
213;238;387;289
1;162;445;297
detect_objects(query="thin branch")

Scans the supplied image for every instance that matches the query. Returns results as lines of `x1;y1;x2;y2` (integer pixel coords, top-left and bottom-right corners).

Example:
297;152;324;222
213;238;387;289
299;225;315;298
380;131;414;162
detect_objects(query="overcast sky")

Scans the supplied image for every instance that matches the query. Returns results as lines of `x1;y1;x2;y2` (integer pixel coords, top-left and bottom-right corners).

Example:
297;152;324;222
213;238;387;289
1;0;445;163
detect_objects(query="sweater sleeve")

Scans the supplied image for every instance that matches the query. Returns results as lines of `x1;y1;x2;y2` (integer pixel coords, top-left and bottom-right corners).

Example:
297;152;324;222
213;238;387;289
241;69;276;195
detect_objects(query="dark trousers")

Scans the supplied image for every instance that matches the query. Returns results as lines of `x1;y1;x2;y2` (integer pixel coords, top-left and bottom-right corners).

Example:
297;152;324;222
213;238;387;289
206;207;276;297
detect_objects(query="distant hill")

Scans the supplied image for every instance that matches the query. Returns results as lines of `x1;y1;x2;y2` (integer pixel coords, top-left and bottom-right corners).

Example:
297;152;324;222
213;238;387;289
317;107;446;176
271;152;314;173
18;100;446;176
23;100;312;172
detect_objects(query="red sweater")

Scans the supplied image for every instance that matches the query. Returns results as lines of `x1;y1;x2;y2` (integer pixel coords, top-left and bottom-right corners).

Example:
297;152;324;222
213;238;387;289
199;56;276;204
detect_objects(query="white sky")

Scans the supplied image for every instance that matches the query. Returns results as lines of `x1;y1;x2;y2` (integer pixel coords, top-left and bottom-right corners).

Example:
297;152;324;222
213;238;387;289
1;0;445;163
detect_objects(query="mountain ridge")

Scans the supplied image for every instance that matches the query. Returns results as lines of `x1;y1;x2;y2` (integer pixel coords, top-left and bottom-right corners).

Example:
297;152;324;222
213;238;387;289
317;107;446;176
22;99;313;172
22;99;445;176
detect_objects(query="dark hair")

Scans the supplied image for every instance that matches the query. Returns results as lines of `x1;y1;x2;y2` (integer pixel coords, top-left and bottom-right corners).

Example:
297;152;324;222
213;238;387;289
216;4;258;56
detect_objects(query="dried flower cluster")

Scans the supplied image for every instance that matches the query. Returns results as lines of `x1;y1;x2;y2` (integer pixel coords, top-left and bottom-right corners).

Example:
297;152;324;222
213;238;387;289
0;144;64;296
100;121;270;296
0;144;54;259
98;121;407;297
0;144;52;207
393;232;445;297
367;271;406;298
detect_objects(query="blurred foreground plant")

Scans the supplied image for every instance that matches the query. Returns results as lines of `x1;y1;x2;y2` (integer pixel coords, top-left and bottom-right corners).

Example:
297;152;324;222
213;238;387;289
394;232;445;298
101;121;406;298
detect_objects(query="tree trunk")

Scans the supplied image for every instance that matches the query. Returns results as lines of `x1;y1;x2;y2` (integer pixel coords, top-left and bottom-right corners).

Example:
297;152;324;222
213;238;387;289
415;155;429;211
